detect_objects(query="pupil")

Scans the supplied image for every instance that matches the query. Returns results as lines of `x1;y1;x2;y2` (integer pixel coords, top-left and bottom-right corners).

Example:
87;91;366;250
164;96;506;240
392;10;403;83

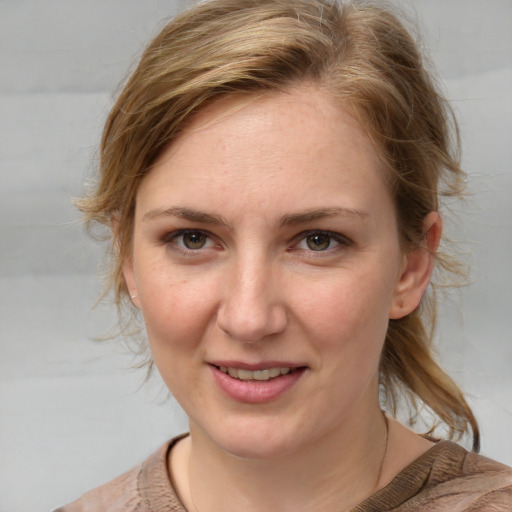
184;232;206;249
307;233;330;251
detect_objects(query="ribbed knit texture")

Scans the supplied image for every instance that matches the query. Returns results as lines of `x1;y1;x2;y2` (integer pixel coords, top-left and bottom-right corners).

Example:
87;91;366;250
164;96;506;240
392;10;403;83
56;435;512;511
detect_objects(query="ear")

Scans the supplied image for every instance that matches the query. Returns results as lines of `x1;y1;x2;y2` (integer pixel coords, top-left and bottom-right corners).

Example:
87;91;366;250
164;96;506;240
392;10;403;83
389;212;442;319
111;216;140;309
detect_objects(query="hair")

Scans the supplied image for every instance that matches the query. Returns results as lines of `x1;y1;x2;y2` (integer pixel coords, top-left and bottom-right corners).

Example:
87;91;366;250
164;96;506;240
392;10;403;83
78;0;479;450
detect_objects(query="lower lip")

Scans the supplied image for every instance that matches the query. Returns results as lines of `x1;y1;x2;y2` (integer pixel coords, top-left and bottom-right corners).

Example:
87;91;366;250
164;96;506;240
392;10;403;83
209;365;306;404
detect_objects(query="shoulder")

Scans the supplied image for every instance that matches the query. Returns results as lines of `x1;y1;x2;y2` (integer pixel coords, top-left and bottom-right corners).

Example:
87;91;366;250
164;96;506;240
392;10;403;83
402;441;512;511
53;463;143;512
54;436;187;512
428;441;512;486
433;443;512;510
355;441;512;511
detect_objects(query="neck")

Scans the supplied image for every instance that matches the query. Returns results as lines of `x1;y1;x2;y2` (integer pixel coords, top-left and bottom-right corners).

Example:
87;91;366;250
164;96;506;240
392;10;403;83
179;407;388;512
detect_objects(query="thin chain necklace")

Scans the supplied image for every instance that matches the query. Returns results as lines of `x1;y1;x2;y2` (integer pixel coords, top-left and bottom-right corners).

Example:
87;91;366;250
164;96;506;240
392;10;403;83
187;458;201;512
373;412;389;492
187;412;389;512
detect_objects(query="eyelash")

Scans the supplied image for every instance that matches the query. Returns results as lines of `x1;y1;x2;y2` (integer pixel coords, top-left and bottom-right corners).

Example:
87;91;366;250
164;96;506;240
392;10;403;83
291;230;352;254
162;229;217;254
161;229;352;255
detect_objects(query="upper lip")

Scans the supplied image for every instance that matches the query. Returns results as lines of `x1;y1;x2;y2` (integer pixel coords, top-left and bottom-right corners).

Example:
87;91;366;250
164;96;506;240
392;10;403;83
208;361;306;371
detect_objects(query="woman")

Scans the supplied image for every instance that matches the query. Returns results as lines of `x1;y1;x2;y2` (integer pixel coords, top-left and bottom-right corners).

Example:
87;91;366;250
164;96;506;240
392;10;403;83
57;0;512;510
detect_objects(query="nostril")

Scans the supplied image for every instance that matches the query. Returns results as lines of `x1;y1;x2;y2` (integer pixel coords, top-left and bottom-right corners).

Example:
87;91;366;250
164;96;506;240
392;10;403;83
216;268;288;342
217;302;288;343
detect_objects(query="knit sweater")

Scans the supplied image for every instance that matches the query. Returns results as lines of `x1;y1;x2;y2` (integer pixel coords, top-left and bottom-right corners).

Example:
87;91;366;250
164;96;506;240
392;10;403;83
56;436;512;511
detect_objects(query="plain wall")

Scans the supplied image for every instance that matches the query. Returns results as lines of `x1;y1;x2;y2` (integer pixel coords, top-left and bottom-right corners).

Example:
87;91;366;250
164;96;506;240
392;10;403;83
0;1;511;511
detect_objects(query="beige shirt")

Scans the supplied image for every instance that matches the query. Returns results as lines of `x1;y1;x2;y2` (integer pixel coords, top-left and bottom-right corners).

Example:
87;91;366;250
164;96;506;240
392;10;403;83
56;436;512;511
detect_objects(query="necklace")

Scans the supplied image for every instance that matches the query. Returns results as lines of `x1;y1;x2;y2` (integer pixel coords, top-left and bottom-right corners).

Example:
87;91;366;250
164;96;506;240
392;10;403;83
187;456;201;512
373;411;389;492
187;412;390;512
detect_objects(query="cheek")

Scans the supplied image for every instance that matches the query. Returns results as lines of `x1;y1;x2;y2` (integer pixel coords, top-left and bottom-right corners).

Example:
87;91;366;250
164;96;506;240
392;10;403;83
135;262;220;357
293;270;394;361
136;269;221;401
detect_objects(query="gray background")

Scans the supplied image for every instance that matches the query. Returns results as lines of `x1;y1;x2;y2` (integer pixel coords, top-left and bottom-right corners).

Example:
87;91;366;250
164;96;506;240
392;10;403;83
0;1;511;510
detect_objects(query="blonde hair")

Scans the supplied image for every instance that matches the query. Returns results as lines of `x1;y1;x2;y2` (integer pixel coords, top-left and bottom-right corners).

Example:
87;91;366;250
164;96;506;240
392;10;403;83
79;0;479;450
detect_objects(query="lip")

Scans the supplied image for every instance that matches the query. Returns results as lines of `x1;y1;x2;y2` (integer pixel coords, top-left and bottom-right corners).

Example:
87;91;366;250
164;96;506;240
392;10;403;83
208;360;305;371
208;362;307;404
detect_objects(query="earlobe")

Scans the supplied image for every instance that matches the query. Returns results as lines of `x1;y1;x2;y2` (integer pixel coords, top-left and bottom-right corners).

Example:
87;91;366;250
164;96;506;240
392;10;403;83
389;212;442;319
111;216;140;308
122;255;140;308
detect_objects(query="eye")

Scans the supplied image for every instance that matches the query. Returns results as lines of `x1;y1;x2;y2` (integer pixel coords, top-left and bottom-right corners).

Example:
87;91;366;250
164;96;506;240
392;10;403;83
304;232;336;251
181;231;208;249
294;231;350;252
165;230;216;251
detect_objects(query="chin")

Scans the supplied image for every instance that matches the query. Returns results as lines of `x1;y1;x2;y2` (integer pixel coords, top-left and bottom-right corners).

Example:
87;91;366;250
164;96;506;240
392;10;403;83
195;415;307;460
221;435;299;461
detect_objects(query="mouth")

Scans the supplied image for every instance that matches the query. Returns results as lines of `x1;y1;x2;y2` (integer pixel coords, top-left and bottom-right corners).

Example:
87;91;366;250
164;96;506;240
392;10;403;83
208;363;306;403
215;365;298;381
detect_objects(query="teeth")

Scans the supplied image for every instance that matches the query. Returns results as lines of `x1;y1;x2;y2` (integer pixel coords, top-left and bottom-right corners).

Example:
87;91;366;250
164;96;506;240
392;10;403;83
218;366;295;381
269;368;281;378
238;369;253;380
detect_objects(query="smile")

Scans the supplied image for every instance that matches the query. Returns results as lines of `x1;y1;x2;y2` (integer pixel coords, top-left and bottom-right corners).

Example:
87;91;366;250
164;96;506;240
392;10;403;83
217;366;294;381
210;363;306;403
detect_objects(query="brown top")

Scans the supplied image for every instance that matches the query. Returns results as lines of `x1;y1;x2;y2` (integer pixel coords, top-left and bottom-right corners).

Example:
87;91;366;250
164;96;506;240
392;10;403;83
56;435;512;512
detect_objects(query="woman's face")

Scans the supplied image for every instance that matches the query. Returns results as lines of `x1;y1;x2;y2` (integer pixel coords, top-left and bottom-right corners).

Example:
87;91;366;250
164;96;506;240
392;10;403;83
124;86;414;458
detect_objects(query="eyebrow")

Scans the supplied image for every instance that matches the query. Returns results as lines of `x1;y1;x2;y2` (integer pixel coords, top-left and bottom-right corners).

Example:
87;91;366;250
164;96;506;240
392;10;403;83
143;205;369;228
142;206;232;227
277;207;369;227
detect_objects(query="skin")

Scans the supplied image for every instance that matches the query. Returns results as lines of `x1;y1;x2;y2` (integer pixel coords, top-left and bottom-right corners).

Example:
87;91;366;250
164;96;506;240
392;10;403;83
122;85;441;512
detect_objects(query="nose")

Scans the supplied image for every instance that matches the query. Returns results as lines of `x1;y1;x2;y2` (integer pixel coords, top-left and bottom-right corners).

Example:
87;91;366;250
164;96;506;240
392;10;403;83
216;256;288;343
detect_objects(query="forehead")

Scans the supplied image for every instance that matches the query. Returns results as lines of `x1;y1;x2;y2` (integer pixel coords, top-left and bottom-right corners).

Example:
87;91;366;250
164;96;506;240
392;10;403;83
138;86;391;219
168;87;380;159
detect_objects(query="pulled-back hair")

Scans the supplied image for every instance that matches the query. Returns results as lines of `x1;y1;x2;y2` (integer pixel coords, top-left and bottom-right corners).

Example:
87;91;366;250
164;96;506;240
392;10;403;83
78;0;479;450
